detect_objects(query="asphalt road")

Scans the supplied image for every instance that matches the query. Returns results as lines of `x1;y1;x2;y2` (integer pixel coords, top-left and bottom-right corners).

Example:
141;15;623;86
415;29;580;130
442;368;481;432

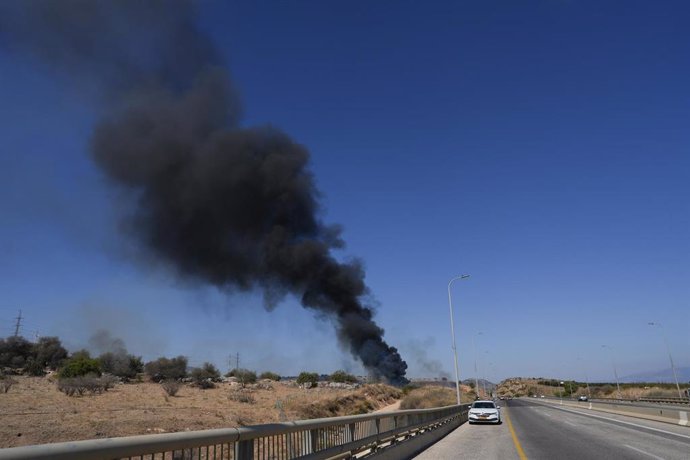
414;398;690;460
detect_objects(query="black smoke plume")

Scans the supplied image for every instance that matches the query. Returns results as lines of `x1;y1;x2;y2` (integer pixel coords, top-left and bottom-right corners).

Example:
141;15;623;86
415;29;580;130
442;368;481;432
0;1;408;383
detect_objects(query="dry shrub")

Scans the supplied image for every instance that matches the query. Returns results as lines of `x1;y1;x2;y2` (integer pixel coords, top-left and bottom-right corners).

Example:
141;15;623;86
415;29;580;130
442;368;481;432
229;389;256;404
292;384;401;419
644;388;678;399
57;375;114;397
400;386;456;410
255;381;274;390
0;376;17;393
161;380;181;397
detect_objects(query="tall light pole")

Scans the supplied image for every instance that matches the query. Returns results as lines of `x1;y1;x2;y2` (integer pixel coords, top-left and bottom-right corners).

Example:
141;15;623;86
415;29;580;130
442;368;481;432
601;345;621;399
648;322;682;399
482;351;490;398
488;362;495;398
576;356;591;398
472;331;483;399
448;274;470;405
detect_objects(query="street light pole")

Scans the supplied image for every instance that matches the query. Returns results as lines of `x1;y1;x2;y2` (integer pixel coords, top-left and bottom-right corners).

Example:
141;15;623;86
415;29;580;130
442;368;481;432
482;351;489;398
448;274;470;405
602;345;622;399
577;356;591;398
472;332;482;399
648;322;682;399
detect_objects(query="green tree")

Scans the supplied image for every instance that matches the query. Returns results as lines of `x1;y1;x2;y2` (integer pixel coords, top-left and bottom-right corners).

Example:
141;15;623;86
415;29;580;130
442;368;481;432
190;362;221;389
259;371;281;381
59;352;102;378
297;371;319;388
0;336;33;368
227;368;257;386
144;356;188;382
99;352;143;380
330;370;357;383
33;337;68;370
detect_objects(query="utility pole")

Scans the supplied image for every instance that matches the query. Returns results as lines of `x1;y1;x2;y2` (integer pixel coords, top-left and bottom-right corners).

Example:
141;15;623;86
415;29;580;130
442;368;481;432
13;310;23;337
228;353;240;372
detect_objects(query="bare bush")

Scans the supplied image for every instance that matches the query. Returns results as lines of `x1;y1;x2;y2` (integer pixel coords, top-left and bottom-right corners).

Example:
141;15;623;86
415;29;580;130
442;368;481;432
255;381;274;390
161;380;181;397
0;376;17;393
57;375;115;397
229;389;255;404
57;378;84;396
100;374;119;390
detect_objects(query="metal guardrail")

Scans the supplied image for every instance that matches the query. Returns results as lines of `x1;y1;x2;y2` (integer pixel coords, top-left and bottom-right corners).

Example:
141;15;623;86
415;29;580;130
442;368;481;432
532;396;690;427
637;397;690;405
0;404;469;460
539;395;690;406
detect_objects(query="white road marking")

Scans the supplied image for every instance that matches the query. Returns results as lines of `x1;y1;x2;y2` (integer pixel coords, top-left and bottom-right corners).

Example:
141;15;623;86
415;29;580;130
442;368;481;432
539;403;690;441
563;420;577;427
623;444;666;460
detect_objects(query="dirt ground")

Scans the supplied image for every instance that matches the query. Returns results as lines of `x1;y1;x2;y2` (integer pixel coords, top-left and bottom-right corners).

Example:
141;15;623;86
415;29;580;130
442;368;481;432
0;376;400;448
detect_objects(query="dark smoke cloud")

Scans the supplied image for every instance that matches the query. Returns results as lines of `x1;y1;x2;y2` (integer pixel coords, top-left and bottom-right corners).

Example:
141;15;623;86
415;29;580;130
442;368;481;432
88;329;127;356
1;1;408;383
405;338;450;380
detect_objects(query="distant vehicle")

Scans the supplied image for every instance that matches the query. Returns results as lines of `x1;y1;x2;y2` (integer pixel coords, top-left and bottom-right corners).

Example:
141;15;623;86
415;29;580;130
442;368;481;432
540;395;545;398
468;400;501;424
578;395;588;401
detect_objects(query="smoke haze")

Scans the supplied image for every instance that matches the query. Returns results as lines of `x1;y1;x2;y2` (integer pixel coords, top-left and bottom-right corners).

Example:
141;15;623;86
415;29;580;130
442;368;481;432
0;1;408;383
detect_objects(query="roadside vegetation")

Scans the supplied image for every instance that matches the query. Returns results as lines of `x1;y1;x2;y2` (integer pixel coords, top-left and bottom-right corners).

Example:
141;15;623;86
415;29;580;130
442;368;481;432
400;386;458;409
496;377;689;400
291;383;401;418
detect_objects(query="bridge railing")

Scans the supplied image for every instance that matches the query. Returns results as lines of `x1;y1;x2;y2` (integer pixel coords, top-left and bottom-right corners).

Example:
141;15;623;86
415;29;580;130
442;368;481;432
0;404;469;460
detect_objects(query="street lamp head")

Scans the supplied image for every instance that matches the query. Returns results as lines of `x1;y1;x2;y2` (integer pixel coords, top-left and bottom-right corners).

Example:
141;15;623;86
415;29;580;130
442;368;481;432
461;274;470;279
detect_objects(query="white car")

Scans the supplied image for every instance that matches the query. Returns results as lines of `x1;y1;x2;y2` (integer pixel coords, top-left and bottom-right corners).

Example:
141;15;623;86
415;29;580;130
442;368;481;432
468;400;501;424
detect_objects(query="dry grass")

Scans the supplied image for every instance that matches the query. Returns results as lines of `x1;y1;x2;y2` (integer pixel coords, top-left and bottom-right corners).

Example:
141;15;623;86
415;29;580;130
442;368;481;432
288;384;402;419
0;376;401;448
400;385;467;409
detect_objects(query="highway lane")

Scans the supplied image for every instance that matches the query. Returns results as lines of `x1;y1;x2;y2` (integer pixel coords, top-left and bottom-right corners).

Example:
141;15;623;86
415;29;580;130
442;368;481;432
413;399;690;459
506;398;690;459
413;413;518;460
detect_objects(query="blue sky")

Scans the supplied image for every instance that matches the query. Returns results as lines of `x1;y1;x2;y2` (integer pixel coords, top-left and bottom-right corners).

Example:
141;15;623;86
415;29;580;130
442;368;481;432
1;0;688;383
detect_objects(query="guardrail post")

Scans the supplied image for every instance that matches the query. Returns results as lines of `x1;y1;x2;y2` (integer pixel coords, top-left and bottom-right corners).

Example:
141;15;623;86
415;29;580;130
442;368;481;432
235;439;254;460
347;423;355;443
309;428;319;453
